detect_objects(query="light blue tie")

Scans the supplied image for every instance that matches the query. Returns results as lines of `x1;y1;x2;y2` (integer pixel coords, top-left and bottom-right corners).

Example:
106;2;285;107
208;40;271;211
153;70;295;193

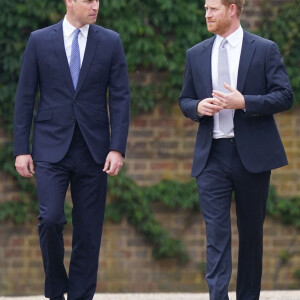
70;28;81;90
218;39;234;134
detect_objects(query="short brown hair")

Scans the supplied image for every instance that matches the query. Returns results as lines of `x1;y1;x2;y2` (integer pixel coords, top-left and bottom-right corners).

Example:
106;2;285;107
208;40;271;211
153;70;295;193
221;0;245;17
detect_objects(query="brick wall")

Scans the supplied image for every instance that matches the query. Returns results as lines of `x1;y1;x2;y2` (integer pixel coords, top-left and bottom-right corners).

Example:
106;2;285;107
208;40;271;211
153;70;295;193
1;104;299;295
126;104;300;197
1;0;298;295
1;204;300;295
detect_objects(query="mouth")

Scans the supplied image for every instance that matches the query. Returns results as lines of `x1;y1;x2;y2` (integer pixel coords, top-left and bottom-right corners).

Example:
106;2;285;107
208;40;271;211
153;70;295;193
206;21;215;26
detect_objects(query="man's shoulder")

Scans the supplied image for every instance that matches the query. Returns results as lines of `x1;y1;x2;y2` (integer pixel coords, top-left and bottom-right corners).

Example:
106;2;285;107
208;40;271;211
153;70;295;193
29;21;62;40
33;22;61;34
90;24;120;41
187;36;215;54
243;30;276;47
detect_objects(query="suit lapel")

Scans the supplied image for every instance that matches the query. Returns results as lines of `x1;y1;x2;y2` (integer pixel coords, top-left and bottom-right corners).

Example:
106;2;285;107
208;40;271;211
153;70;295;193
52;20;75;94
195;36;215;97
237;30;256;93
75;25;99;96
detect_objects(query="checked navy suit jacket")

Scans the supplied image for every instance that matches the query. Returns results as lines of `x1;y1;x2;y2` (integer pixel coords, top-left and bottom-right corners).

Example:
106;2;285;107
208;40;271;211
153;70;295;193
14;20;130;164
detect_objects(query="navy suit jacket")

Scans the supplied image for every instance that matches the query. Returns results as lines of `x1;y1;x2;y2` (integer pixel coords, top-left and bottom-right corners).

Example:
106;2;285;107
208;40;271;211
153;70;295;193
14;20;130;164
179;30;293;177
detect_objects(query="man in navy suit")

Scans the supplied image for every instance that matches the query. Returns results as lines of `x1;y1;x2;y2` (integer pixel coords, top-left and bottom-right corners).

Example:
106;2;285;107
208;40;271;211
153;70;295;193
13;0;130;299
179;0;293;299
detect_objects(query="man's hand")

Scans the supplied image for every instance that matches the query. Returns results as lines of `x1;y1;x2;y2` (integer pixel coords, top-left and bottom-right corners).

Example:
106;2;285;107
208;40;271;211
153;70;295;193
197;97;223;116
212;83;245;110
15;154;35;177
103;151;123;176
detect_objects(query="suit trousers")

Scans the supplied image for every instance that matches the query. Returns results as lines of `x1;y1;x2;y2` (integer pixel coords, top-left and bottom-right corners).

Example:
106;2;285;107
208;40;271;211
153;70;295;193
35;123;107;300
196;138;270;300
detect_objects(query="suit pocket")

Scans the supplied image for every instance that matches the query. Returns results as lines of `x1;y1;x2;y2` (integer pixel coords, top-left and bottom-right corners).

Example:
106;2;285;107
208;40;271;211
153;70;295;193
90;60;110;70
91;58;111;65
90;62;110;73
34;110;53;122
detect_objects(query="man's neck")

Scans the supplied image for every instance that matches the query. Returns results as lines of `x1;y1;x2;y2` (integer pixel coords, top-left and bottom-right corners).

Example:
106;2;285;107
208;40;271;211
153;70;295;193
220;21;241;38
65;14;83;29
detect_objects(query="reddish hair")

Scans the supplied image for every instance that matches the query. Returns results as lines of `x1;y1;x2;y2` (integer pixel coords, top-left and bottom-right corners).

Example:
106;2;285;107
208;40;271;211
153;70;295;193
221;0;245;17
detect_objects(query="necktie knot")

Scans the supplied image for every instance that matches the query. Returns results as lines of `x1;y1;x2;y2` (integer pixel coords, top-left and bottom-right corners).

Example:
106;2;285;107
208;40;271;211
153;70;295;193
74;28;80;38
220;39;228;49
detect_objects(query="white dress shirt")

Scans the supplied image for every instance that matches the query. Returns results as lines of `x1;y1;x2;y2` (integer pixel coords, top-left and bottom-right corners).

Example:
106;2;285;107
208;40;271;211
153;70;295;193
63;16;89;67
211;26;243;139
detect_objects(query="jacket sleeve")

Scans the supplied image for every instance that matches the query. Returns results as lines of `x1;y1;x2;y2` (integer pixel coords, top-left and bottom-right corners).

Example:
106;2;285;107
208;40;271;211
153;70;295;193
13;33;39;157
108;35;130;157
244;42;293;116
179;50;204;123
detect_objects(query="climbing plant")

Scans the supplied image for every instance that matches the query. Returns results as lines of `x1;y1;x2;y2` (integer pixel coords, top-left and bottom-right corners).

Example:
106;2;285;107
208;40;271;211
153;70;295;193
100;0;211;113
259;0;300;104
0;0;299;263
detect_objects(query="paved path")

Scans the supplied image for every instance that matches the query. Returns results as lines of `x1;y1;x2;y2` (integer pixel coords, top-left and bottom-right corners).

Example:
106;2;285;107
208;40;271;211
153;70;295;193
1;291;300;300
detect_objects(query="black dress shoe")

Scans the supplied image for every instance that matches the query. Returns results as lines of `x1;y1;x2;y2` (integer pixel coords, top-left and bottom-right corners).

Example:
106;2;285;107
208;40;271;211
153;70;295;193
50;296;65;300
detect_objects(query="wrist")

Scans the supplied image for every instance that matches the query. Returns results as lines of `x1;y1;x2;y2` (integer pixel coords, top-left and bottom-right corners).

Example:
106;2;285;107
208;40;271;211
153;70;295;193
240;96;246;109
196;101;203;117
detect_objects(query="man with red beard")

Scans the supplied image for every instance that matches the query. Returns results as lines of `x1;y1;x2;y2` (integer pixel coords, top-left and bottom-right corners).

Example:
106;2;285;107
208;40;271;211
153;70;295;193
179;0;293;299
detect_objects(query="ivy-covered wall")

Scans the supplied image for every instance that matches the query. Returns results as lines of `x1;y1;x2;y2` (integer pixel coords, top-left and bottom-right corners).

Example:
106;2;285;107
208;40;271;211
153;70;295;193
0;0;300;295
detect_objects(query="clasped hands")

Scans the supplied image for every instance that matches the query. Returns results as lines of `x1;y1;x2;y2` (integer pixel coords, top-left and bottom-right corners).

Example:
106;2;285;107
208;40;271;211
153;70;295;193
197;83;245;116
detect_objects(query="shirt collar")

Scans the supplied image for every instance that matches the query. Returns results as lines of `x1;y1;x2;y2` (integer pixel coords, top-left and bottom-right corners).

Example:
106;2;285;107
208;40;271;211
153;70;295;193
216;26;243;48
63;16;89;39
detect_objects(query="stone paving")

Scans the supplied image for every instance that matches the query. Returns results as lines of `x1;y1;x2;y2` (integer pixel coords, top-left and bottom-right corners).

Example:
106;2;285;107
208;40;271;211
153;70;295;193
1;291;300;300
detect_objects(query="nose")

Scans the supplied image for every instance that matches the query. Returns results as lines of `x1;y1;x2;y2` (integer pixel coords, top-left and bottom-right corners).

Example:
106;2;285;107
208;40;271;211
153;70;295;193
205;9;212;18
92;0;99;10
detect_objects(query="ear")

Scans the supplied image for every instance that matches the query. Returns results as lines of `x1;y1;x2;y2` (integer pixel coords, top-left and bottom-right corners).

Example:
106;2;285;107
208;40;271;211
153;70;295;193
229;4;237;17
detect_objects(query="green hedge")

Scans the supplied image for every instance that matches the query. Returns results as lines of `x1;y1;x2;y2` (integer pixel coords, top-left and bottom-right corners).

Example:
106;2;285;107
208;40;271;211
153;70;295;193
1;0;298;130
259;0;300;103
0;0;211;130
0;0;300;262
